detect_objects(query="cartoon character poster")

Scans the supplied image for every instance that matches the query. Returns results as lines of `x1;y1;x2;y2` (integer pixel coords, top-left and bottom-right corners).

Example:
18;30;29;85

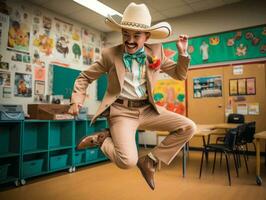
53;18;82;65
7;8;31;53
31;14;54;57
82;28;95;65
14;72;32;97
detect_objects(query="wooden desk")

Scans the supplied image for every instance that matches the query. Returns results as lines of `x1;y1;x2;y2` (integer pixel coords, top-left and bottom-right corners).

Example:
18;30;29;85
254;131;266;185
197;123;240;130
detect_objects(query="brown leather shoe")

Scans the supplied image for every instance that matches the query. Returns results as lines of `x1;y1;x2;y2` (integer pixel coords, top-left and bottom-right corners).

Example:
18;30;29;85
77;129;110;149
137;155;157;190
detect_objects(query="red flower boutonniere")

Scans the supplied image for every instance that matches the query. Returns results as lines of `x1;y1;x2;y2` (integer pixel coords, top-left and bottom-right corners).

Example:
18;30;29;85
147;55;161;70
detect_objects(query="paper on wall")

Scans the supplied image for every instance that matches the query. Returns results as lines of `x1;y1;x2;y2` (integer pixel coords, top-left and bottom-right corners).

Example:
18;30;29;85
236;103;248;115
248;103;259;115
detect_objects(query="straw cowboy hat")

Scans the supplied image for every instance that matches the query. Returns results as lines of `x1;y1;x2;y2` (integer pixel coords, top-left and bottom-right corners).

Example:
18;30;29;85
105;2;172;39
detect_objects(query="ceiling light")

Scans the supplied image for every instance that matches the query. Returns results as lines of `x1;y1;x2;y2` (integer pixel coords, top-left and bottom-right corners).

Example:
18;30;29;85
73;0;122;17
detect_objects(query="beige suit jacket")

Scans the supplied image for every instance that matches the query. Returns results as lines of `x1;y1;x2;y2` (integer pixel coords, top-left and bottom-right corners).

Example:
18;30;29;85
71;43;190;123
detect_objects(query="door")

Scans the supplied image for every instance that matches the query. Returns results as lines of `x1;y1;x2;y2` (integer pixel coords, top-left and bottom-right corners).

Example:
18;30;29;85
187;67;225;124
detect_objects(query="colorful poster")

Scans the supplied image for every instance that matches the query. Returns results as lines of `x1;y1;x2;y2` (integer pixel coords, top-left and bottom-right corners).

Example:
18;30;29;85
7;12;31;53
153;79;186;115
2;87;11;98
0;71;11;86
238;78;246;95
237;103;248;115
0;62;9;70
53;18;72;63
248;103;259;115
34;80;45;95
229;79;238;96
0;12;9;58
14;72;32;97
229;77;256;96
82;28;95;65
34;66;46;81
246;77;256;95
193;76;222;98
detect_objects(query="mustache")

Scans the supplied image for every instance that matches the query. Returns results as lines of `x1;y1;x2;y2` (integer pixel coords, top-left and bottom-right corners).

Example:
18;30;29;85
125;42;137;46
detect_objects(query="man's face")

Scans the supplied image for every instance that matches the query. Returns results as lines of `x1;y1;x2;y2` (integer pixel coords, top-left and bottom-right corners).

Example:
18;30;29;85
122;29;150;54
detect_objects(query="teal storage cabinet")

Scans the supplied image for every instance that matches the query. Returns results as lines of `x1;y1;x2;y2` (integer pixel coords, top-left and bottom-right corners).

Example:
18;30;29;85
86;148;98;161
74;151;85;165
0;121;21;185
75;120;87;147
0;119;112;186
49;150;71;171
0;121;21;157
22;153;48;179
0;164;10;181
49;121;74;150
23;120;49;154
93;119;108;132
22;159;44;178
97;149;106;159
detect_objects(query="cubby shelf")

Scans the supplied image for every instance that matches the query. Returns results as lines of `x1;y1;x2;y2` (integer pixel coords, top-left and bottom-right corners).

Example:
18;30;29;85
0;119;109;186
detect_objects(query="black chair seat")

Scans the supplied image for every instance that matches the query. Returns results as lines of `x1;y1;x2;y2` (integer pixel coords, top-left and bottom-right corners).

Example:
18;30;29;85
206;144;231;151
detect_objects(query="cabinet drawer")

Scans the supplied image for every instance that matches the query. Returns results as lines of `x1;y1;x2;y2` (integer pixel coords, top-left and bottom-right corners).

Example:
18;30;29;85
50;154;68;170
23;159;43;177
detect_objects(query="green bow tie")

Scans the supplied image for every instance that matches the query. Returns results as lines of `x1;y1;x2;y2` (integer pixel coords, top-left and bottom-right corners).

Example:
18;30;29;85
123;48;146;72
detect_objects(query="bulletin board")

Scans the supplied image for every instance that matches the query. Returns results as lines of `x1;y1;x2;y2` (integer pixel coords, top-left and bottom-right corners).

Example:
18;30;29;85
163;25;266;67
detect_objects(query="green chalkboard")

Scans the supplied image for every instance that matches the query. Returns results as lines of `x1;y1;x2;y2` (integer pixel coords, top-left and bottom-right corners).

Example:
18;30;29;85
163;25;266;67
52;65;81;99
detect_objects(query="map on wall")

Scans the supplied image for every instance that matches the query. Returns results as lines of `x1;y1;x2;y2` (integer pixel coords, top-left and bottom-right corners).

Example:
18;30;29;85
163;25;266;67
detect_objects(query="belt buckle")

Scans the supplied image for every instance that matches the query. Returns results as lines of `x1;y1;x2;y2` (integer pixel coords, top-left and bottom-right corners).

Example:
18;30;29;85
128;100;133;107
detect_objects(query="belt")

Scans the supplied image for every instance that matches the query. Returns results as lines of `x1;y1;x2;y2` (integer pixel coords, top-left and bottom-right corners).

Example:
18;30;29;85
115;98;150;108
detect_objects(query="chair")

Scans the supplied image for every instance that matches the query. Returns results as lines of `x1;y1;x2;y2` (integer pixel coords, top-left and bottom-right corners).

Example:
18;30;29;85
234;123;249;173
199;128;239;186
227;113;245;123
217;113;245;165
244;121;256;155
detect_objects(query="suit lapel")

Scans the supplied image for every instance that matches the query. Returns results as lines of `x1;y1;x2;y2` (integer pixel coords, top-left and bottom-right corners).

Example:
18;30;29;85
114;45;126;90
144;45;154;86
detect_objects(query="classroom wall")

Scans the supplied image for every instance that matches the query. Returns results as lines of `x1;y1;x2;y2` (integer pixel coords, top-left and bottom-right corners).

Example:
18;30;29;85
105;0;266;46
187;62;266;150
0;0;103;114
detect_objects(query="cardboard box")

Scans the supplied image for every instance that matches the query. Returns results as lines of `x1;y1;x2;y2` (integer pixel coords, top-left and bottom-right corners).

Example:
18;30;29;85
28;104;74;120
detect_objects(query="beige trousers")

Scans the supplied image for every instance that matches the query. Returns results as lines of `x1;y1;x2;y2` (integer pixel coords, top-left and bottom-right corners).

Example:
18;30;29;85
100;102;196;169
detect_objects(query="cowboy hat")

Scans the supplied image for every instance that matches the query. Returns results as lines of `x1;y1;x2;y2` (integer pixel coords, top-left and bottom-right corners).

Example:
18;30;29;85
105;2;172;39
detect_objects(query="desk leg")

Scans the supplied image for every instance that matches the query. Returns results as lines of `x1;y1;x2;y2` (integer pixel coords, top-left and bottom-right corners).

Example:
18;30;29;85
205;135;211;164
201;136;208;165
255;138;262;185
182;143;187;178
